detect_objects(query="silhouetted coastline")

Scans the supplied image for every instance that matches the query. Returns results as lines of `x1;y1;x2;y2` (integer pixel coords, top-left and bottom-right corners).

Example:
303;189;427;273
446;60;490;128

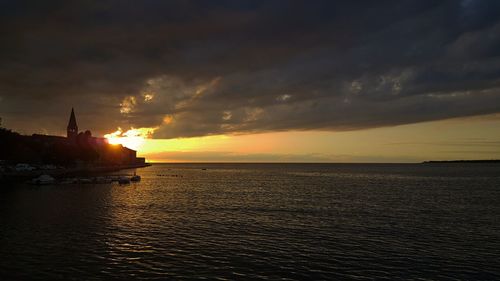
0;163;150;184
0;109;149;183
422;160;500;164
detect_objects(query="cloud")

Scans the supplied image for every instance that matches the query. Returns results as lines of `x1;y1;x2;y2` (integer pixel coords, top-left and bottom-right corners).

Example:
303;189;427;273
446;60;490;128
1;0;500;138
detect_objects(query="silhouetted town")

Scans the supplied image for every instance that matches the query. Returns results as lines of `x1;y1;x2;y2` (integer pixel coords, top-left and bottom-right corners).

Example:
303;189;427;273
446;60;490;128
0;108;145;169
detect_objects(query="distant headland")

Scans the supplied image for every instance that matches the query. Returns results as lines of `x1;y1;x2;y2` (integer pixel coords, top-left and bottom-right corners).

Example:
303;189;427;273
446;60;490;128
422;160;500;164
0;108;149;181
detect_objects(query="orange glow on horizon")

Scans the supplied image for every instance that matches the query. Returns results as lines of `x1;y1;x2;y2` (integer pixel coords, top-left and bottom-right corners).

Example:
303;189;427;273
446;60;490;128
134;113;500;163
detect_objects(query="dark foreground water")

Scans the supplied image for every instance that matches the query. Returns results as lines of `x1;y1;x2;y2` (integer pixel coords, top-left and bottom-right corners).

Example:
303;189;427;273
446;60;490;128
1;163;500;280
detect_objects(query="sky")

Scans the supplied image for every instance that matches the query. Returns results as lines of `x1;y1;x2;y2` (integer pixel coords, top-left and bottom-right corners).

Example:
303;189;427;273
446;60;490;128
1;0;500;162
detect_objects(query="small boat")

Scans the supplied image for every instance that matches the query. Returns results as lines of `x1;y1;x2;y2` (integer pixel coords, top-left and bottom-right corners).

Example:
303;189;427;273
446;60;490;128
60;178;77;184
78;178;92;184
118;176;130;184
31;174;55;185
110;176;121;182
95;177;113;184
131;172;141;182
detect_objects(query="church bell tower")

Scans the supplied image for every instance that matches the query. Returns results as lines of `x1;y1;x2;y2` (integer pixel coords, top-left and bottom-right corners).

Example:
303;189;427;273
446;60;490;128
67;107;78;140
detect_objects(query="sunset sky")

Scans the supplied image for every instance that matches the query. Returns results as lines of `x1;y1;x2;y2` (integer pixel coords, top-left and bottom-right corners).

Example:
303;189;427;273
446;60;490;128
1;1;500;162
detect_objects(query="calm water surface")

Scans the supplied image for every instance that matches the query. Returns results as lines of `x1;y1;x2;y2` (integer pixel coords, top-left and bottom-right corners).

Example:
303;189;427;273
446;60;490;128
1;163;500;280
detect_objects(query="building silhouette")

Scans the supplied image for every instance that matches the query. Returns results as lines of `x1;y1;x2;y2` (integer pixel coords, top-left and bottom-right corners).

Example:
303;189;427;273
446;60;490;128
9;108;147;166
67;108;78;141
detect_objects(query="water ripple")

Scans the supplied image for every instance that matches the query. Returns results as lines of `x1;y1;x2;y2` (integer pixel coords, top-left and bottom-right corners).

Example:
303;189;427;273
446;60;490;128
1;163;500;279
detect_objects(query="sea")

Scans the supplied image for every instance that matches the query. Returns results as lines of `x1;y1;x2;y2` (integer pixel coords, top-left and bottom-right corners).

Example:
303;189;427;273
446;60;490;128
1;163;499;280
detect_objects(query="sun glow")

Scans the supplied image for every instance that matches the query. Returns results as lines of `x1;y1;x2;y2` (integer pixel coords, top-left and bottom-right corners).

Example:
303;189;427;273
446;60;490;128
104;127;157;150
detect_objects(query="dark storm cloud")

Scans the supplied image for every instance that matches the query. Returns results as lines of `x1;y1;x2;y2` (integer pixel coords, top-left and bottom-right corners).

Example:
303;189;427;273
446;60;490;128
1;0;500;137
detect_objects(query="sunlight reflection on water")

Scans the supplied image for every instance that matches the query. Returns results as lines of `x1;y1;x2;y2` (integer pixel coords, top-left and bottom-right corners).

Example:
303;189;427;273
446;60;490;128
1;163;500;279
